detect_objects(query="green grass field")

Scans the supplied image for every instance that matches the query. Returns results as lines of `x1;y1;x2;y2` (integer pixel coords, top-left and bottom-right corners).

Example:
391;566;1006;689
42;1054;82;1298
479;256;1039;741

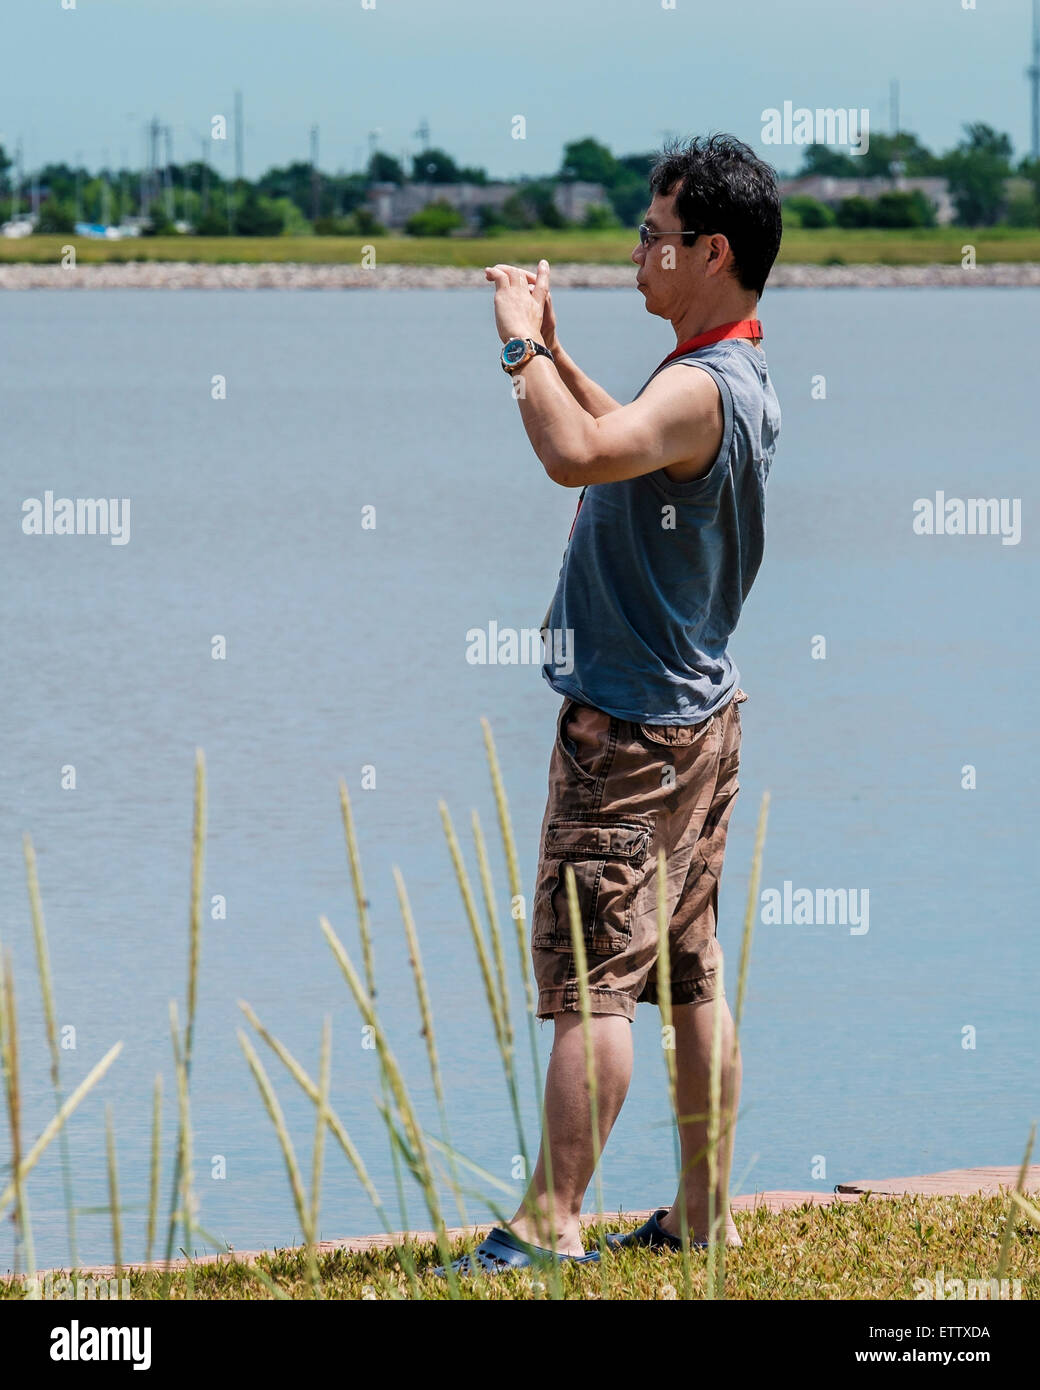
2;226;1039;267
1;1194;1035;1300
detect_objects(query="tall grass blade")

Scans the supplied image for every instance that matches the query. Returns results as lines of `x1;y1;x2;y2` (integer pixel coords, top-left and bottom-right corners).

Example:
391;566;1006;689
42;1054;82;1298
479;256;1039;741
310;1017;331;1269
22;835;78;1269
708;787;770;1298
0;1042;123;1218
564;865;606;1295
480;717;547;1095
238;1030;320;1296
654;848;693;1298
339;779;410;1235
162;1001;197;1298
184;748;206;1073
442;801;545;1248
162;751;206;1273
439;802;505;1046
471;810;529;1178
394;868;469;1227
733;790;769;1041
237;998;422;1296
996;1123;1035;1282
0;948;34;1278
705;986;725;1299
320;913;459;1295
480;718;559;1259
145;1073;162;1269
105;1103;123;1279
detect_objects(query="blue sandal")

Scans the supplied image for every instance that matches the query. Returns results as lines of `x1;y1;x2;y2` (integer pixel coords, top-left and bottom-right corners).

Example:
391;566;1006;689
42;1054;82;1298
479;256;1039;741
433;1225;601;1277
604;1208;709;1251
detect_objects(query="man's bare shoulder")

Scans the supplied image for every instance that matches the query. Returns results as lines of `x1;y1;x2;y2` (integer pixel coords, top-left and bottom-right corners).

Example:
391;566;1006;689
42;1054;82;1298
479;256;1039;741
636;361;725;484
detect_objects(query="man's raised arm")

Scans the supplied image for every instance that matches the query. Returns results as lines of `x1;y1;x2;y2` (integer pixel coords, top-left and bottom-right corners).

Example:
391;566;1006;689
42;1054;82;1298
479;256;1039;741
487;260;722;490
517;268;622;419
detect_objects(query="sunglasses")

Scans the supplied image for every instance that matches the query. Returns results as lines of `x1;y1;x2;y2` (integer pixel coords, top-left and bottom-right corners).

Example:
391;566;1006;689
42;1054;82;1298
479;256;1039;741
638;223;709;247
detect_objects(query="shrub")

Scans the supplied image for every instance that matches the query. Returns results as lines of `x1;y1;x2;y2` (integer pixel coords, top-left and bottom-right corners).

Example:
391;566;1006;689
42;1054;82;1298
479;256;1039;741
782;195;835;228
350;207;386;236
405;200;465;236
34;202;75;235
583;203;622;229
835;196;874;229
872;189;935;228
1005;193;1040;228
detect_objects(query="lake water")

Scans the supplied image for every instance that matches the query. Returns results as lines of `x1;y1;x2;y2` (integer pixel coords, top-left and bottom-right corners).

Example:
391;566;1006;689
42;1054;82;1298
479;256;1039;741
2;286;1037;1271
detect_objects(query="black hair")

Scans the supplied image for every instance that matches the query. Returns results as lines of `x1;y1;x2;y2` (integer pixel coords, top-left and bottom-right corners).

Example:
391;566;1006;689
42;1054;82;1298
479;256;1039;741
648;134;782;297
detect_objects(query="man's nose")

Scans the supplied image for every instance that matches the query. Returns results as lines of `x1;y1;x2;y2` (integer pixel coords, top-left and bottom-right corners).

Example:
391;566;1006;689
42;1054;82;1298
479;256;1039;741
631;242;645;266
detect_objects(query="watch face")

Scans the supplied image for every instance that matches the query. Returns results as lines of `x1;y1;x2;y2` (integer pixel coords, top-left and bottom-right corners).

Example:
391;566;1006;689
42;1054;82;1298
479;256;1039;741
503;338;527;365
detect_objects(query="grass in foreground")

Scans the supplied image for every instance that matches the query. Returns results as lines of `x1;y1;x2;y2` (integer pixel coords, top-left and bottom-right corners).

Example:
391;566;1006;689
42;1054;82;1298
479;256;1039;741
1;1194;1035;1300
3;734;1037;1301
1;226;1039;267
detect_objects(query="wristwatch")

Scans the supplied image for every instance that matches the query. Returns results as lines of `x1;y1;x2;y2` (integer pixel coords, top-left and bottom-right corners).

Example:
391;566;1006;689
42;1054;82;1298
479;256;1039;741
501;336;555;374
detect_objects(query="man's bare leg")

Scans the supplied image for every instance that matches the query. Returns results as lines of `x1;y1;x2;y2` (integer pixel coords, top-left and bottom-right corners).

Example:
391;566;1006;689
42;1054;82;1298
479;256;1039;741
659;994;743;1246
507;1011;633;1256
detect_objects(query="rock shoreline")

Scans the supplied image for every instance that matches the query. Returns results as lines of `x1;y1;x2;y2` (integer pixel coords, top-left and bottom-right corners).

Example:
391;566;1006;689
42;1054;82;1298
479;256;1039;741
1;260;1039;289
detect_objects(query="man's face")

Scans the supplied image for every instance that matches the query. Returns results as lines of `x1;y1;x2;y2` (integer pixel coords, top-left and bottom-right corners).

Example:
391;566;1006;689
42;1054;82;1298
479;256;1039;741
631;188;701;320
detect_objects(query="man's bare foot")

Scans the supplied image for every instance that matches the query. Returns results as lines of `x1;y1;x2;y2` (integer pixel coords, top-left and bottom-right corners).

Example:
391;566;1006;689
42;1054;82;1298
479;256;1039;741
505;1213;586;1258
658;1206;743;1248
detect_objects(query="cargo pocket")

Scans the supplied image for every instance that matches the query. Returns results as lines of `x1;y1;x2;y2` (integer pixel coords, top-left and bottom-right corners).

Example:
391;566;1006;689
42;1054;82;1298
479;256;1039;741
533;816;653;955
638;717;714;748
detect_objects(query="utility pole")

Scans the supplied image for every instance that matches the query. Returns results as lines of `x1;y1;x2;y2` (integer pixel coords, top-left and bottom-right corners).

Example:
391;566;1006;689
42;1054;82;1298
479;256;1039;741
198;132;210;216
163;125;175;223
414;118;430;149
889;78;904;185
101;147;112;227
310;124;321;223
12;138;22;218
234;89;244;181
142;115;161;215
1029;0;1040;161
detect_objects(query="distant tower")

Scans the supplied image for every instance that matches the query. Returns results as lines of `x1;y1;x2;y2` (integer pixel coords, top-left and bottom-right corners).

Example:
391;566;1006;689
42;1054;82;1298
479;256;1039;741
414;118;430;149
1030;0;1040;160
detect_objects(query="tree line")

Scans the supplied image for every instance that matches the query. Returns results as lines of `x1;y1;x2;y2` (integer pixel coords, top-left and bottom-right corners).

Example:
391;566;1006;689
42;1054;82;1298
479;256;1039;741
1;126;1037;236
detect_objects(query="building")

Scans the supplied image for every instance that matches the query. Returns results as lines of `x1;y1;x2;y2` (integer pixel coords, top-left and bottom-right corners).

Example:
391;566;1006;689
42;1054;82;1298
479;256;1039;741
366;179;609;230
779;174;956;225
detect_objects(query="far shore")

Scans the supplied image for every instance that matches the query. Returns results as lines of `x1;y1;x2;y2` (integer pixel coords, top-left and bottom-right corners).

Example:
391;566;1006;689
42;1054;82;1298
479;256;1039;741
2;260;1039;289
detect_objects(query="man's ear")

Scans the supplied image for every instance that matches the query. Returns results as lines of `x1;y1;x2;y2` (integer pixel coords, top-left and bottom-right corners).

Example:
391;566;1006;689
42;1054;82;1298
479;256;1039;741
704;232;732;277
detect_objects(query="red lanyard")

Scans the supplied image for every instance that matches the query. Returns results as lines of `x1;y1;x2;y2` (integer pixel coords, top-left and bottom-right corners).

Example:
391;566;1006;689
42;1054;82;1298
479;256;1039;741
565;319;762;540
657;318;763;371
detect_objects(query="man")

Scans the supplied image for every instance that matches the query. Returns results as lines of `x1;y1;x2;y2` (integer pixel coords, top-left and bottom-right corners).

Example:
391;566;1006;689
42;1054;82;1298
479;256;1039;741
447;134;781;1276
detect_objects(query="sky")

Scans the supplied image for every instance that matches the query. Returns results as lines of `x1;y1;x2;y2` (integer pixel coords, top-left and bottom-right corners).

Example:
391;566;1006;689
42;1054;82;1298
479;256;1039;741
2;0;1037;179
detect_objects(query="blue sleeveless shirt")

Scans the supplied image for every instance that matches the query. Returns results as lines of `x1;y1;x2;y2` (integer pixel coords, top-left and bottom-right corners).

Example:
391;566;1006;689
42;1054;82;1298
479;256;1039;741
541;337;780;724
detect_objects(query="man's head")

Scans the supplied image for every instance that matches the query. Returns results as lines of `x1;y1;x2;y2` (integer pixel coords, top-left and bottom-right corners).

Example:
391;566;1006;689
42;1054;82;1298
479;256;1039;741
632;134;782;325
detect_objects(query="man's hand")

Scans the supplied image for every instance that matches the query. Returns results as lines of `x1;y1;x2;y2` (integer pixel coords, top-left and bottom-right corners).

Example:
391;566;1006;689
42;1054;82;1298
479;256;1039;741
485;259;551;345
522;267;559;353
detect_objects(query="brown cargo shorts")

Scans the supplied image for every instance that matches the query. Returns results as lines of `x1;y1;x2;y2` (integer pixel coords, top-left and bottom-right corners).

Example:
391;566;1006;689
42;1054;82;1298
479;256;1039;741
531;689;746;1022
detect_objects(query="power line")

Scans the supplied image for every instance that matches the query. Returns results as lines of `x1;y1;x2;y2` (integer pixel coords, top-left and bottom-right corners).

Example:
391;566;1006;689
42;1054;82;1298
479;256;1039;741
1029;0;1040;160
